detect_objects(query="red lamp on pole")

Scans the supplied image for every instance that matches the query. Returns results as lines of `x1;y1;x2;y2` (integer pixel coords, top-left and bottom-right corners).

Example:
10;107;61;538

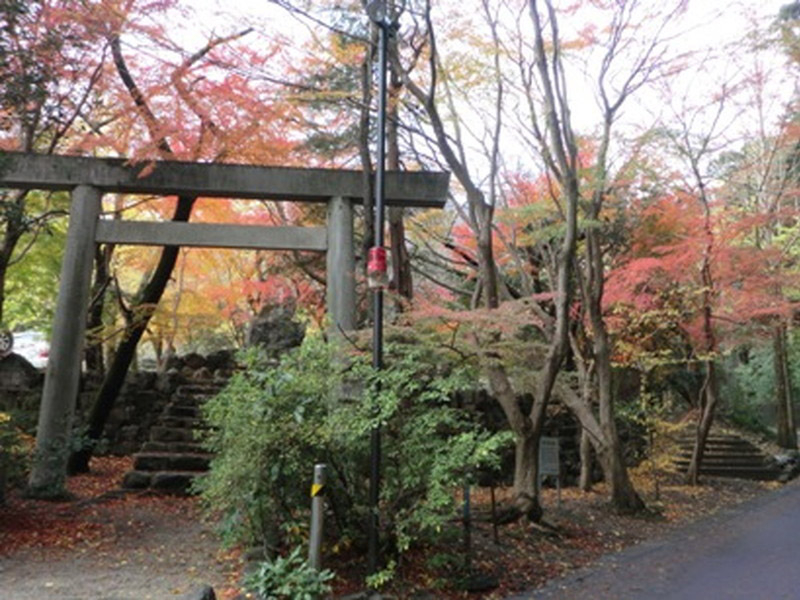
367;246;388;290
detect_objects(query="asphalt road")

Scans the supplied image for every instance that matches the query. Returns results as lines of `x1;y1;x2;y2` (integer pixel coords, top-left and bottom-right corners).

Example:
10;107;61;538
513;479;800;600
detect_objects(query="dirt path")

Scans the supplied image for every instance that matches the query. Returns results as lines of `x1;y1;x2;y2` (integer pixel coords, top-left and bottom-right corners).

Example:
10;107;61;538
0;457;241;600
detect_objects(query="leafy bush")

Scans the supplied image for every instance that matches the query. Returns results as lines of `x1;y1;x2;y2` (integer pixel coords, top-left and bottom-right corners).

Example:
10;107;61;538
195;342;332;549
0;412;31;501
721;347;773;435
244;546;333;600
197;334;508;561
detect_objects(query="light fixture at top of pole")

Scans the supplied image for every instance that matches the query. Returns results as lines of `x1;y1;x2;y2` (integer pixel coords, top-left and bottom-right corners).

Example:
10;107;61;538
366;0;388;25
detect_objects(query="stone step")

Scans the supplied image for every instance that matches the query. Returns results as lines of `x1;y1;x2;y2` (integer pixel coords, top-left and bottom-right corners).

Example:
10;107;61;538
674;457;770;468
121;470;204;495
141;440;208;454
175;384;224;399
677;444;761;454
676;456;765;465
121;470;152;490
157;415;207;430
675;465;781;481
163;404;202;418
675;446;767;456
678;438;758;448
133;452;212;472
119;377;225;496
150;426;198;443
674;430;781;481
676;450;765;460
151;471;205;495
679;433;744;440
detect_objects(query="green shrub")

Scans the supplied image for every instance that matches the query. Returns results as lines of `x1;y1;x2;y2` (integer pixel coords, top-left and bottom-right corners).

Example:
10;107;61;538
196;342;333;549
722;347;773;435
244;546;333;600
0;411;30;501
196;334;508;561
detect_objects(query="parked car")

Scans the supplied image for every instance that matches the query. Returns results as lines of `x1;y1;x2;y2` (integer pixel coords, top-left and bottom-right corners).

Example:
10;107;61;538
13;331;50;369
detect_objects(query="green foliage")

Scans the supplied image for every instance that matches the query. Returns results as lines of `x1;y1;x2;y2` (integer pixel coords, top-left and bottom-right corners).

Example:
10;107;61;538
244;546;333;600
5;197;67;330
365;559;396;590
0;411;31;495
722;331;800;436
618;370;683;500
196;343;332;548
721;347;774;435
197;334;509;565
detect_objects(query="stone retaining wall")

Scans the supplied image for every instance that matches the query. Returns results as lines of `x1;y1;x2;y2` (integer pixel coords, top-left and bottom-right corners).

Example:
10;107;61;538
0;350;236;455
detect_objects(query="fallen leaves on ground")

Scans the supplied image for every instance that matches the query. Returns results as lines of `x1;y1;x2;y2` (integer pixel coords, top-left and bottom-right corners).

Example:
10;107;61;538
0;456;778;599
0;456;131;554
0;456;243;598
328;473;776;598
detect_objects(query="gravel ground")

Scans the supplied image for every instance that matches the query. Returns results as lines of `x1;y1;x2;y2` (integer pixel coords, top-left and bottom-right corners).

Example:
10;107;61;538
0;497;236;600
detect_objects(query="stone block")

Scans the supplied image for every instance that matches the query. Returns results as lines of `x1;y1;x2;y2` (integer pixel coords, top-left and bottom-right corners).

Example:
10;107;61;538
122;470;152;489
0;354;41;390
179;585;216;600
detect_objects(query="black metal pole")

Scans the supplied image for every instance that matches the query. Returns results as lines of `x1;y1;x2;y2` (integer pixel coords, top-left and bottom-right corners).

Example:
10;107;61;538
367;13;389;577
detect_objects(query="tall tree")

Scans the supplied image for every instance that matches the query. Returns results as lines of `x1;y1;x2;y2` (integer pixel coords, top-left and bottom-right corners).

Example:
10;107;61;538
513;0;687;512
386;0;580;520
0;0;105;326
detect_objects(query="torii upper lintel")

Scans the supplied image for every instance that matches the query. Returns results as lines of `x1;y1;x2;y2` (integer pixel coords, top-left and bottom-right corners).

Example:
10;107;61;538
0;152;449;208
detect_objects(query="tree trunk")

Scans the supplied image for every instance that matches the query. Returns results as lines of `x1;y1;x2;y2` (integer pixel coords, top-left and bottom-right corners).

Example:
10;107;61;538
585;229;645;512
486;363;542;520
560;382;644;514
774;323;797;450
358;32;375;277
686;360;720;485
474;201;499;309
579;427;593;492
68;34;205;474
84;245;111;374
686;230;719;486
0;258;8;327
512;428;543;522
596;374;644;512
388;209;412;301
598;436;643;513
0;192;26;326
386;37;412;305
67;195;196;474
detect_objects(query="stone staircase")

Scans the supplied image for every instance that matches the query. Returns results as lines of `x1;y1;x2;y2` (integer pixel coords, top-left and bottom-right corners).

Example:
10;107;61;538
121;383;223;495
674;432;781;481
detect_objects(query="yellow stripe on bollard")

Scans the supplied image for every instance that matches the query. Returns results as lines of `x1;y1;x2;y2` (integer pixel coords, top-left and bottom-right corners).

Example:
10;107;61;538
311;483;325;497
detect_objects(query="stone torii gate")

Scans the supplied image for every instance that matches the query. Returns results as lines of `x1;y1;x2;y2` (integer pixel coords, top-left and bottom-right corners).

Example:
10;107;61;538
0;152;448;495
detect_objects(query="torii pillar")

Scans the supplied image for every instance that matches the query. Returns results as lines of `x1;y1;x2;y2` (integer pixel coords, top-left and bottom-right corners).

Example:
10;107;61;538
29;185;102;496
326;196;356;333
